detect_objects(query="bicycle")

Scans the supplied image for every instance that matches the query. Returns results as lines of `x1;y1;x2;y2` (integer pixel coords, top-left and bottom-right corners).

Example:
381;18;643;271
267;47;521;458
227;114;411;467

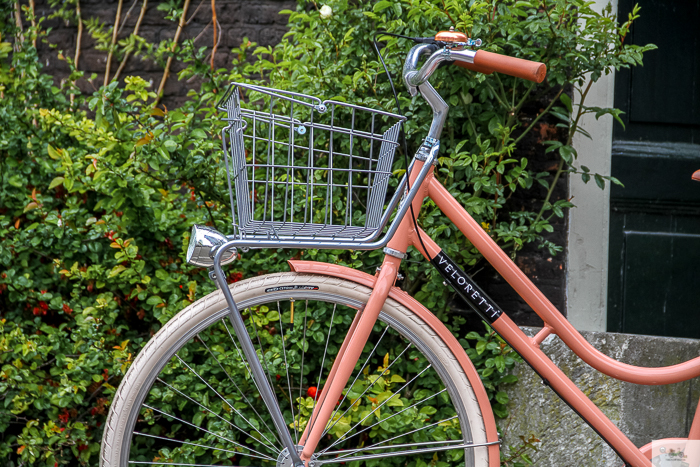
100;30;700;467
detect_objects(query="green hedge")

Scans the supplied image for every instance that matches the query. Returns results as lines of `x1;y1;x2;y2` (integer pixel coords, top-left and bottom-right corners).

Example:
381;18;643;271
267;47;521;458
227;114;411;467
0;1;652;465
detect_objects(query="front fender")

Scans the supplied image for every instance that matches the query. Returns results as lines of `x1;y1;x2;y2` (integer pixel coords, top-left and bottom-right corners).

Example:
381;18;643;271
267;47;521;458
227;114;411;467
288;260;500;462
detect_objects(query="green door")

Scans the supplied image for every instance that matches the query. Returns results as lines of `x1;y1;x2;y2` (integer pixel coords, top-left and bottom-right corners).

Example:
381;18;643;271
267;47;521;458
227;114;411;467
607;0;700;338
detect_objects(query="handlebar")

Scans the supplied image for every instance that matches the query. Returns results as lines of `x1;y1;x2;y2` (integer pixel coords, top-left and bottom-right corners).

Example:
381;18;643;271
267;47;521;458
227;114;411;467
399;33;546;142
403;43;546;91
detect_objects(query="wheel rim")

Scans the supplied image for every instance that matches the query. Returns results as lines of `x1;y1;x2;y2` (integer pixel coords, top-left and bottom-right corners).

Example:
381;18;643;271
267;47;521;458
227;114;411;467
120;290;477;467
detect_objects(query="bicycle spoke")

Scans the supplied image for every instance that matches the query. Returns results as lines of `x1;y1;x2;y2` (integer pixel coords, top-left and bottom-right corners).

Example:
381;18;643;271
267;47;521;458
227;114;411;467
316;441;497;464
322;325;389;436
305;303;336;438
297;299;308;430
219;316;284;446
246;306;275;389
327;386;447;452
142;404;275;460
331;415;459;461
320;342;413;452
277;300;298;445
220;318;255;383
128;462;251;466
195;333;281;447
133;431;273;461
129;463;215;466
172;354;282;454
154;377;278;454
318;439;465;456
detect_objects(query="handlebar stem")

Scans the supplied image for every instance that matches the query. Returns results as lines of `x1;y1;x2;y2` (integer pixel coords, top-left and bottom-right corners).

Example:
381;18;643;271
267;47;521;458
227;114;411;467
418;82;448;141
402;44;477;140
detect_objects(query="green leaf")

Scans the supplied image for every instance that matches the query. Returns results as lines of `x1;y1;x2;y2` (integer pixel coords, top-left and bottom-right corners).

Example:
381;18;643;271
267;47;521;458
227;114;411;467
47;144;62;160
495;391;509;404
163;140;178;152
190;129;207;139
192;411;205;427
108;265;127;278
558;145;576;164
373;1;392;12
560;93;573;113
594;173;605;189
146;296;163;305
49;177;64;189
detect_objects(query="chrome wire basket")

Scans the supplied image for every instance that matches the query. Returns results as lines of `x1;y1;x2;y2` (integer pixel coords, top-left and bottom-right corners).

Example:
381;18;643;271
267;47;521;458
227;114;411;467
219;83;407;247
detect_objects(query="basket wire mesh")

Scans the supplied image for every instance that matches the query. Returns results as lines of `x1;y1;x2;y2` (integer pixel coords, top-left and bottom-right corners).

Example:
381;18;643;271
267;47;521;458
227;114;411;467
220;83;406;245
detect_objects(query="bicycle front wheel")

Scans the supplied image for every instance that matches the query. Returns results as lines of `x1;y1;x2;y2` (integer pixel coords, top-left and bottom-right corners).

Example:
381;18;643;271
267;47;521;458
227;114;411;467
101;272;491;467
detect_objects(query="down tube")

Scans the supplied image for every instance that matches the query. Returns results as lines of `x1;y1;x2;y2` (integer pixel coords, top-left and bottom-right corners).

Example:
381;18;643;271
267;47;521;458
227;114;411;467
421;212;650;466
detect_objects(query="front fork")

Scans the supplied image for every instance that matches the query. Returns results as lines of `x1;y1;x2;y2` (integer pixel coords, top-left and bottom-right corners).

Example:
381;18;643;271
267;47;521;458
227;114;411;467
298;254;402;461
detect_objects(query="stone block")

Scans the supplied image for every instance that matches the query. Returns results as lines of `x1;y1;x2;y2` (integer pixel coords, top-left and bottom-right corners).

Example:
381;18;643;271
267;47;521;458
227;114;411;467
258;26;287;46
241;4;286;25
227;26;260;47
79;48;108;73
218;3;242;24
123;55;161;74
499;327;700;466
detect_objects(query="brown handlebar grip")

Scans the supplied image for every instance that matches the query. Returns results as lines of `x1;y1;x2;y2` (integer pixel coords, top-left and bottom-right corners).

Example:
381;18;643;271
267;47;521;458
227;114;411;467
473;50;546;83
454;61;494;75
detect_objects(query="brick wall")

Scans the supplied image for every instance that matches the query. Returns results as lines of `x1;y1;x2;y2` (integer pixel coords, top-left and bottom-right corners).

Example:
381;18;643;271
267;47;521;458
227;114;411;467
35;0;295;107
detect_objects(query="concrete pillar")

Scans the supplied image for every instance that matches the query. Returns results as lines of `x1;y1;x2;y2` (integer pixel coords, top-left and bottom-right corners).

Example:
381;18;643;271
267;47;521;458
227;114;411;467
566;0;617;332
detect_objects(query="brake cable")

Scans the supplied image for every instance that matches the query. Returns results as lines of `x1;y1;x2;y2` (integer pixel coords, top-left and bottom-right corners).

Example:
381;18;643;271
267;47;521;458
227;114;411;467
372;31;435;264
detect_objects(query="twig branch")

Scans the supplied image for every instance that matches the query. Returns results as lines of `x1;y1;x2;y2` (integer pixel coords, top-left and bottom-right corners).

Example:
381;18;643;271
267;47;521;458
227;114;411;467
28;0;36;48
104;0;124;87
186;0;206;25
117;0;139;36
14;1;24;51
71;0;83;104
210;0;217;70
156;0;191;105
112;0;148;83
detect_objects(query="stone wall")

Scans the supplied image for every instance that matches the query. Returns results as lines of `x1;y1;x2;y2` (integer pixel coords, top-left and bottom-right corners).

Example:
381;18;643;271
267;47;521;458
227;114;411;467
501;327;700;466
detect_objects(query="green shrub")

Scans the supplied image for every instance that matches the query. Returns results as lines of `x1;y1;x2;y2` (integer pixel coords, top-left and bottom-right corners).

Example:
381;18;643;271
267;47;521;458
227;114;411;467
0;0;652;465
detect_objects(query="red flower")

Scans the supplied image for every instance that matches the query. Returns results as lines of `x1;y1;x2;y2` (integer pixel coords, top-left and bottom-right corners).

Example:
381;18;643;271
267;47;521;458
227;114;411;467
39;301;49;311
227;272;243;284
58;409;70;423
78;444;88;452
307;386;318;400
62;303;73;315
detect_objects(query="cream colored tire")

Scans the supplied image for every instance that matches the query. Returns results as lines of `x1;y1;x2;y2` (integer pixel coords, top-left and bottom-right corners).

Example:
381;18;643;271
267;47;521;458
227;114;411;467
100;272;490;467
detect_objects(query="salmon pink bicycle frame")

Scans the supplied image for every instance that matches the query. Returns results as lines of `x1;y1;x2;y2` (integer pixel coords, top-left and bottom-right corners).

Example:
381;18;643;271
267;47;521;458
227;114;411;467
290;155;700;467
193;36;700;467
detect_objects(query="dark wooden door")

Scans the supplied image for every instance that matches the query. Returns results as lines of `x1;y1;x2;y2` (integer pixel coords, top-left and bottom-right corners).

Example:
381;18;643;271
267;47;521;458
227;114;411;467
608;0;700;338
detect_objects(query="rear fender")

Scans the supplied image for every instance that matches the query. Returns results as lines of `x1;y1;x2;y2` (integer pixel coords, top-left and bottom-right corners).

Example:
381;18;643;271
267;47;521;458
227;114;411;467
288;260;500;463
